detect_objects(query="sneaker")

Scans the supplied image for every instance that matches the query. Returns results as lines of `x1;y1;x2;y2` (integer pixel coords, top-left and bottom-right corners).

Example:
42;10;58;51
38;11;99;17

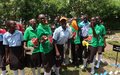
95;64;100;69
109;71;113;75
81;65;86;71
62;62;67;66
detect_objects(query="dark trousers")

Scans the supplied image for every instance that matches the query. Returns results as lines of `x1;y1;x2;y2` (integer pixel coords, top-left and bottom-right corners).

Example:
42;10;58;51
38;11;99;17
53;44;64;67
25;53;41;68
9;46;24;70
71;44;83;65
0;42;6;70
87;46;98;63
41;50;54;70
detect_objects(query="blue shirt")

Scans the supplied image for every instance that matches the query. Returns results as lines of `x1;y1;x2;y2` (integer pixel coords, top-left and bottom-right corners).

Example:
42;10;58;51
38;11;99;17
78;21;90;37
53;26;72;45
78;21;90;27
0;34;3;41
3;30;23;47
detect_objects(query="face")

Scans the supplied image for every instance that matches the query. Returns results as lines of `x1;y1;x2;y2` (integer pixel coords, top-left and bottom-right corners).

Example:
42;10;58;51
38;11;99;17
38;14;48;24
60;19;67;29
96;16;101;25
83;15;88;23
84;17;88;23
90;17;96;27
8;21;16;31
41;17;47;24
91;17;96;23
81;15;84;21
29;19;36;27
51;24;56;32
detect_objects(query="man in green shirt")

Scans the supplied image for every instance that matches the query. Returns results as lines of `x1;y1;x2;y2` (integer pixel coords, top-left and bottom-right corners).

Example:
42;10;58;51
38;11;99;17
24;19;41;75
95;16;106;69
37;14;53;75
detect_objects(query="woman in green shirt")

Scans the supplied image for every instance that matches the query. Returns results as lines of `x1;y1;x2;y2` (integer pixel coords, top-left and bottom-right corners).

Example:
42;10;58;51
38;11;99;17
95;16;106;69
24;19;41;75
37;14;54;75
86;17;99;74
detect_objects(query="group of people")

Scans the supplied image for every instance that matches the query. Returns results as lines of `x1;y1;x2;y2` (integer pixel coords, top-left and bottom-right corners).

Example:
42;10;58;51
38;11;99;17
0;14;106;75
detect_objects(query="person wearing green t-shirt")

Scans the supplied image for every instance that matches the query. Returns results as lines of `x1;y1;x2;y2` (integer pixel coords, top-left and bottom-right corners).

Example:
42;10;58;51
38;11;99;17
24;19;41;75
95;16;106;69
86;17;98;74
70;19;82;66
37;14;54;75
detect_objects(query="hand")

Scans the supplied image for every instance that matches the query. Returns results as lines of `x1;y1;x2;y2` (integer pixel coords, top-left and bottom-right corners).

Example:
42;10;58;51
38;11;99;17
42;35;48;40
41;35;48;43
56;51;60;57
56;51;61;60
72;32;76;40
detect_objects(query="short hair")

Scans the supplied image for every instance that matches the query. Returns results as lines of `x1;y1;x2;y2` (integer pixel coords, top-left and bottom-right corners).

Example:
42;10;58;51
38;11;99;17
6;20;16;27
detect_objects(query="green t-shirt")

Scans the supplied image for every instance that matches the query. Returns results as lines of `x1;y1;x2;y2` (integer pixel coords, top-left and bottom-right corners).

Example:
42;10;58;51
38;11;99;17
24;26;40;54
96;24;106;46
70;26;81;44
37;23;53;54
88;27;99;47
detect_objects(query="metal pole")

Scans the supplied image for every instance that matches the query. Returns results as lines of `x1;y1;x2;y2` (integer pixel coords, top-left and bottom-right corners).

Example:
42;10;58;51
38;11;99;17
115;52;119;67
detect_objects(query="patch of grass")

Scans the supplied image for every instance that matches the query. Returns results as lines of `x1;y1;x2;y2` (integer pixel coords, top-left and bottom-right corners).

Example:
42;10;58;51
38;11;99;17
103;47;120;63
107;41;120;46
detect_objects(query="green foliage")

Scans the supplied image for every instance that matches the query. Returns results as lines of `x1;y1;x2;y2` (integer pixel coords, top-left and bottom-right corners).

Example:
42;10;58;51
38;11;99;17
0;0;119;26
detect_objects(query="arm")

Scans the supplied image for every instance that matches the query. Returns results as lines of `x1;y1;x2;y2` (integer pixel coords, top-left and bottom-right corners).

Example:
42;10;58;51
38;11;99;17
67;39;71;50
5;45;10;64
53;29;60;56
3;34;10;63
23;29;32;51
53;39;60;56
23;41;30;51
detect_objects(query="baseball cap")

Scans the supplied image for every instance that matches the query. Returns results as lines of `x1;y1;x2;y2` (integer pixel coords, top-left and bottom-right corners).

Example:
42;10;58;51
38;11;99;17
59;16;67;22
